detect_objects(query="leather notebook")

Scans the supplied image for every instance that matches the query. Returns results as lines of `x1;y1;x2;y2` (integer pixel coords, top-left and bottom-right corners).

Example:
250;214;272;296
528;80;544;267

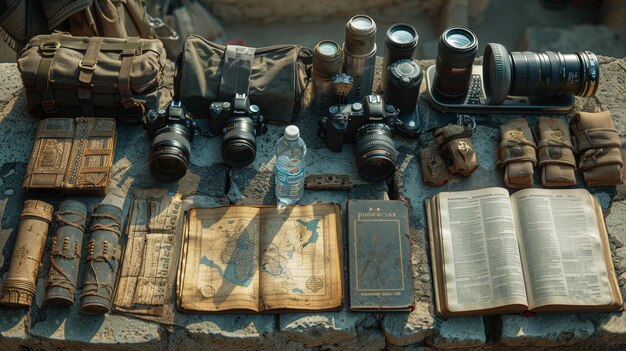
347;200;414;312
23;118;116;196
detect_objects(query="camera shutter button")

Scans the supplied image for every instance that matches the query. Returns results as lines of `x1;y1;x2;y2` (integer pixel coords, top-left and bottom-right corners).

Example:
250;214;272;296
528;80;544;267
352;102;363;111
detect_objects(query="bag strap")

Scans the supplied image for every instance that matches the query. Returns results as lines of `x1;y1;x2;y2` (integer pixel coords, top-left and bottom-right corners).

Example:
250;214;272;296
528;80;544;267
218;45;255;101
36;32;64;115
118;36;142;115
77;37;104;116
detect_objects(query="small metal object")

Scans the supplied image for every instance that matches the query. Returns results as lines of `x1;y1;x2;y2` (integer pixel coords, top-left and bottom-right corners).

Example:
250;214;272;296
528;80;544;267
304;174;353;190
511;145;524;157
549;148;562;159
0;200;53;307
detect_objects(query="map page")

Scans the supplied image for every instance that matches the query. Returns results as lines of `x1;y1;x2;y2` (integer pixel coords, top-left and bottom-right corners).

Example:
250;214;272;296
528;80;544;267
177;203;342;313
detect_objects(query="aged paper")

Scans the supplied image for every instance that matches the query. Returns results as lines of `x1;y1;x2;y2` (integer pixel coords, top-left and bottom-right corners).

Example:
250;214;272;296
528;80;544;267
438;187;528;312
177;203;342;313
511;188;614;309
113;189;183;315
258;205;343;311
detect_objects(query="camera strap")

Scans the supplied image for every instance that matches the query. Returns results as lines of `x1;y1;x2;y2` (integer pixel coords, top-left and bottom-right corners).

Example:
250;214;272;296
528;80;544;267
219;45;256;101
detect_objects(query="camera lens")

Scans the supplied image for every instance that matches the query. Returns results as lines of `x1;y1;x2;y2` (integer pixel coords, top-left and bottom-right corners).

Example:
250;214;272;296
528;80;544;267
384;59;423;115
433;27;478;100
354;123;397;181
311;40;343;115
221;117;257;167
313;40;342;78
343;15;377;102
483;43;600;104
382;23;418;90
149;125;191;181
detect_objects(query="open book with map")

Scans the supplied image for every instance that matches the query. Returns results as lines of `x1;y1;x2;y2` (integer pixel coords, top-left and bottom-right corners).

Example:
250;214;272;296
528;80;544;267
426;187;623;317
177;203;343;313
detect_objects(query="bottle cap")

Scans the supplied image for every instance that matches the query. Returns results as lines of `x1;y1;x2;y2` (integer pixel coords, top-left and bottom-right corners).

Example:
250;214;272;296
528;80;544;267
284;125;300;141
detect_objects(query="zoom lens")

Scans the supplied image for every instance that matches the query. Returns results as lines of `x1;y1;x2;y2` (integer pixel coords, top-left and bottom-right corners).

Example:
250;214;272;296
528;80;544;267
354;123;397;181
221;117;257;167
381;23;418;90
343;15;377;102
311;40;343;115
384;59;423;115
433;27;478;100
483;43;600;104
149;125;191;181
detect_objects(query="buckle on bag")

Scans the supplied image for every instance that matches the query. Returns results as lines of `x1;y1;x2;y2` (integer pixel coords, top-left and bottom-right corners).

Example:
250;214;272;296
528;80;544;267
42;100;57;114
39;41;60;56
79;61;97;70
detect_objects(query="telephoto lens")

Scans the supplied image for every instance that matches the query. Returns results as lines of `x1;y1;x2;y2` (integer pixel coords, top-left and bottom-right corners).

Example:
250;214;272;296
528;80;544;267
383;59;423;115
354;123;397;182
483;43;600;104
432;27;478;100
381;23;418;91
343;15;377;102
311;40;343;115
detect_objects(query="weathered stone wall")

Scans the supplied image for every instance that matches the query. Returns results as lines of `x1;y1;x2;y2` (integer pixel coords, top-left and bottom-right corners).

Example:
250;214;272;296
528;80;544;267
0;54;625;350
199;0;445;24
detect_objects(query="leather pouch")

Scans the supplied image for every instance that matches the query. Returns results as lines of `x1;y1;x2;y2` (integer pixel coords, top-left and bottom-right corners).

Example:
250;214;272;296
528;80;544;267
497;118;536;189
433;124;478;176
18;33;168;122
420;140;450;186
537;117;576;187
23;117;116;196
570;111;623;186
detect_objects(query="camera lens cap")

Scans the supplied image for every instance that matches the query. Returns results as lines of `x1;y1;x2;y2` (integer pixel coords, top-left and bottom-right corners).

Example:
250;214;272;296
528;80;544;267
483;43;512;104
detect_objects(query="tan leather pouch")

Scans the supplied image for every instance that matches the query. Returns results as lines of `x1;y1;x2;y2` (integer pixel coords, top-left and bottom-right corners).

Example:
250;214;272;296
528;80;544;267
570;111;623;186
433;124;478;176
537;117;576;187
420;141;450;186
497;118;536;189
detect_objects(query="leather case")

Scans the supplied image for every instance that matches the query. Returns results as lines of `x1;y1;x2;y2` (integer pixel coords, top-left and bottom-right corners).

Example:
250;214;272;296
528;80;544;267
433;124;478;176
497;118;537;189
0;200;53;307
537;117;576;187
23;117;116;196
44;200;88;308
570;111;623;187
420;140;450;186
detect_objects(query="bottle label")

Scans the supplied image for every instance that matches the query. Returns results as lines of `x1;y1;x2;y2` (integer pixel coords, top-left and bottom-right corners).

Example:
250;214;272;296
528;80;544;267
275;164;304;185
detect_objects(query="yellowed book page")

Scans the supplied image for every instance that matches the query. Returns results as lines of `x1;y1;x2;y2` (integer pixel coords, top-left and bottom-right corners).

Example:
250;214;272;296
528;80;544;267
179;207;260;312
438;187;528;312
511;188;613;309
258;203;342;311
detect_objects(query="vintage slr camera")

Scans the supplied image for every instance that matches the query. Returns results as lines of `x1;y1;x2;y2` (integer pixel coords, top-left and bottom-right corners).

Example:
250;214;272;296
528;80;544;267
209;93;266;167
144;101;198;182
322;95;399;182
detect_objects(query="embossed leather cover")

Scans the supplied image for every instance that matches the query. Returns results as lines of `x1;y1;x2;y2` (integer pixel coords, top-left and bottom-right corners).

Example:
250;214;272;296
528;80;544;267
23;117;116;196
497;118;537;189
114;189;183;316
347;200;414;312
570;111;623;187
537;117;576;187
0;200;53;307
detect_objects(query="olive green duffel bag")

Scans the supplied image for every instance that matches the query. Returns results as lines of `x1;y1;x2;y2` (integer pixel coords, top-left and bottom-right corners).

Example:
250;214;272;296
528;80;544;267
175;35;312;124
18;32;169;123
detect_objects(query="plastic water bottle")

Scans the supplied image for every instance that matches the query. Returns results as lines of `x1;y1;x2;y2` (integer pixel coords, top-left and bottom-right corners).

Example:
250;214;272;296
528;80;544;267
275;125;307;205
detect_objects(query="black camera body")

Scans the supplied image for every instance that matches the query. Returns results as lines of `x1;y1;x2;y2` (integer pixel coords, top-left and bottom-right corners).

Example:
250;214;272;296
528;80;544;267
324;95;398;152
322;95;400;182
144;101;198;181
209;93;266;167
